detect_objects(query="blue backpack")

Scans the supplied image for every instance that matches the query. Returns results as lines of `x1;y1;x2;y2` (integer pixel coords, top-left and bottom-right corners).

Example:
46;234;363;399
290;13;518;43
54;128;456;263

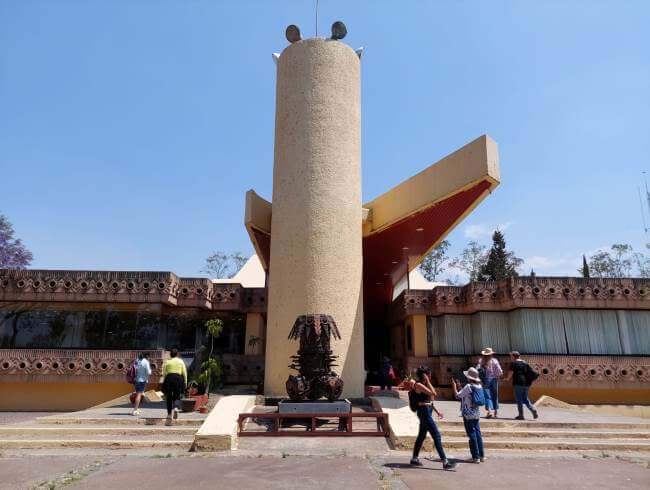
470;385;486;407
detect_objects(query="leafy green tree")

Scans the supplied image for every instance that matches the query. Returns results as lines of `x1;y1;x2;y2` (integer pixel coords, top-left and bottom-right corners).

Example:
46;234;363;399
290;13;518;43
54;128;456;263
588;244;634;278
419;240;450;282
478;230;523;281
449;241;488;282
197;318;224;395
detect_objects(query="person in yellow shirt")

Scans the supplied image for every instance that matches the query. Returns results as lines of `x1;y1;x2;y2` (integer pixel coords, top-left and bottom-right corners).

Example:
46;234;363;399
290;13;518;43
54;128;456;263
162;348;187;425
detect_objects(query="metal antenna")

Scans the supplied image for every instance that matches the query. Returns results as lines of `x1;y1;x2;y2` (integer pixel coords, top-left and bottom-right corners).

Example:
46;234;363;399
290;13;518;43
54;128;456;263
644;172;650;227
638;186;648;233
315;0;319;37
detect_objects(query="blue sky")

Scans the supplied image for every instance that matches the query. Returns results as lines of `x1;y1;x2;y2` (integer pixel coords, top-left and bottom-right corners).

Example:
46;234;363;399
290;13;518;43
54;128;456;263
1;1;649;280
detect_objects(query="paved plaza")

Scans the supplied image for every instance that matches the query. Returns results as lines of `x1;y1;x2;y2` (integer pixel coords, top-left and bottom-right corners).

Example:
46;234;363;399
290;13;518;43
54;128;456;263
0;452;648;490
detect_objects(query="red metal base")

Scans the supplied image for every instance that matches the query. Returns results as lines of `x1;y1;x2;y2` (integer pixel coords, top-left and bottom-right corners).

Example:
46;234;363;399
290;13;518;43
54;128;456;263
237;412;389;437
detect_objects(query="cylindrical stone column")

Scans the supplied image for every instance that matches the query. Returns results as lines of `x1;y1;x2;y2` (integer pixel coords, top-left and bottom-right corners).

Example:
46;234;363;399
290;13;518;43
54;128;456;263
264;38;364;398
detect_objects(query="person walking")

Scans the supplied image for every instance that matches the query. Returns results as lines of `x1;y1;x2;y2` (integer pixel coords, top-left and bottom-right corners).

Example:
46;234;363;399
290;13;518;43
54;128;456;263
476;347;503;418
452;367;485;463
132;352;151;416
408;366;457;470
162;348;187;426
475;356;491;419
505;351;539;420
379;356;394;391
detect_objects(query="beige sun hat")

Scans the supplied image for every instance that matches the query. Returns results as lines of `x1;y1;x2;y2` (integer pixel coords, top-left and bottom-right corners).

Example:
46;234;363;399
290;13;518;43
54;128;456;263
463;367;482;383
481;347;495;356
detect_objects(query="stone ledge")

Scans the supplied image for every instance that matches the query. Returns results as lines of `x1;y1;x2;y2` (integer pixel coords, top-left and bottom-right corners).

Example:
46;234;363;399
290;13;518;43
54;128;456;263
193;395;256;451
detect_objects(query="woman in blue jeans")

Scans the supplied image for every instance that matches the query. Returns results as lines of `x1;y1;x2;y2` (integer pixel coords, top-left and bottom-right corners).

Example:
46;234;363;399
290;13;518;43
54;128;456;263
409;366;457;470
476;347;503;418
453;368;485;463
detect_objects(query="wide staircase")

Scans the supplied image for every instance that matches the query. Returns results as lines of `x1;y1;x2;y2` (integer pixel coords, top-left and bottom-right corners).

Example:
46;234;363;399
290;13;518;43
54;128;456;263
374;397;650;453
421;419;650;452
0;415;200;451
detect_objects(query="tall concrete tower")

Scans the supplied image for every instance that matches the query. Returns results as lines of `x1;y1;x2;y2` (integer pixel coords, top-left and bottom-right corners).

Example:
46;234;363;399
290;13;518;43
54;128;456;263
245;24;500;401
263;36;365;398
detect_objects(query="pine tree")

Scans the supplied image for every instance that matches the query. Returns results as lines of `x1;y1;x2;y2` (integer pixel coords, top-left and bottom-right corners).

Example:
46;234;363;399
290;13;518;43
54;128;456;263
479;230;522;281
580;255;590;278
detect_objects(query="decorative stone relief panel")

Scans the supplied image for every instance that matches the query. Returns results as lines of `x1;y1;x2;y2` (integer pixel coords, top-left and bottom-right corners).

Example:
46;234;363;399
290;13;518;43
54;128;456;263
0;349;168;383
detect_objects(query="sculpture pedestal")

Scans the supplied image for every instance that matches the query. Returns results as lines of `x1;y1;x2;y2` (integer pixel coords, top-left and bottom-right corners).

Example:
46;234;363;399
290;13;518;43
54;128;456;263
278;399;351;414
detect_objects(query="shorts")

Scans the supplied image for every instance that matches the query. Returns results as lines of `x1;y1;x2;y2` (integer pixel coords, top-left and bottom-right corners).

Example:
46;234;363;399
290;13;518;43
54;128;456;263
134;381;147;393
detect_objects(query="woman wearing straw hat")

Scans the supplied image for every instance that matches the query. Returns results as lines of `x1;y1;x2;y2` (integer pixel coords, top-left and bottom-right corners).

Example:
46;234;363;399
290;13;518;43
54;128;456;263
476;347;503;418
452;367;485;463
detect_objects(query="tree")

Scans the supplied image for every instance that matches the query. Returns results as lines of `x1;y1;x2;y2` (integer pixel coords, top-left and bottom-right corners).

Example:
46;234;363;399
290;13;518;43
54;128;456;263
0;214;33;269
579;255;590;278
202;251;248;279
197;318;224;395
419;240;450;282
479;230;523;281
588;244;634;278
634;245;650;278
449;241;488;282
229;252;248;275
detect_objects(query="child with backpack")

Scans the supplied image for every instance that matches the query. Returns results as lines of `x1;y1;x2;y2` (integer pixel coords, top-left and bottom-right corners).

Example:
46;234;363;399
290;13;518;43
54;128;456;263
452;367;485;463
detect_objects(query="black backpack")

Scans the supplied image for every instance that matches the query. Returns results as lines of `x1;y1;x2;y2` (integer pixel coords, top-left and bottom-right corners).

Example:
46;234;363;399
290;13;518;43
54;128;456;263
408;389;419;412
524;363;540;384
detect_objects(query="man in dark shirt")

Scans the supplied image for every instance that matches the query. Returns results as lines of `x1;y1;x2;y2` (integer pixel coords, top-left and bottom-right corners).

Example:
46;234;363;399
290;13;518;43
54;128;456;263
505;351;539;420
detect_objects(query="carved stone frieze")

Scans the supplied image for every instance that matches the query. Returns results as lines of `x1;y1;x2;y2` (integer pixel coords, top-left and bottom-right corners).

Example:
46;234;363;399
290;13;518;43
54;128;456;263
392;277;650;321
0;269;266;313
0;349;168;384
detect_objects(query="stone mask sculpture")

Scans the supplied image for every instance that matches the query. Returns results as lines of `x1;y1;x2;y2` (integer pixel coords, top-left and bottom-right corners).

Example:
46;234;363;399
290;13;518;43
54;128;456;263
286;314;344;401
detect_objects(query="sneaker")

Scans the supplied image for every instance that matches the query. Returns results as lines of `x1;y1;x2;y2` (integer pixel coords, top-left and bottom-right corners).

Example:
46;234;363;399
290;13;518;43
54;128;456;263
532;410;539;419
471;458;481;464
165;416;173;426
410;458;423;466
132;409;140;416
442;460;457;471
480;457;486;462
515;415;525;420
485;413;493;419
173;408;179;420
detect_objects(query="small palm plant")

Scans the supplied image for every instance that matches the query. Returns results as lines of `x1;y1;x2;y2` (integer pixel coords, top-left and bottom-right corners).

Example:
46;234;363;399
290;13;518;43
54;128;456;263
197;319;224;396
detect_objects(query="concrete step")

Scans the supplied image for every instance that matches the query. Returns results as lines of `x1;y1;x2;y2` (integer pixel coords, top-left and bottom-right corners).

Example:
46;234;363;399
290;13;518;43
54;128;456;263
0;438;193;450
0;426;197;437
438;428;650;439
435;420;650;430
395;437;650;452
35;417;203;427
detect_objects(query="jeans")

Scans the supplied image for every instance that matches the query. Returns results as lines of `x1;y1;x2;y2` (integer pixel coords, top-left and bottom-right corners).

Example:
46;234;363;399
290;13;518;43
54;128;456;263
514;385;536;415
485;378;499;411
413;406;447;462
463;418;484;459
483;387;493;411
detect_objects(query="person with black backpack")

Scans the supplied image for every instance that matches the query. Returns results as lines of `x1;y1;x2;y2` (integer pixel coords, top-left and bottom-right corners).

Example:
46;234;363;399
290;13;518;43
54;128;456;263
452;367;485;463
505;351;539;420
408;366;457;470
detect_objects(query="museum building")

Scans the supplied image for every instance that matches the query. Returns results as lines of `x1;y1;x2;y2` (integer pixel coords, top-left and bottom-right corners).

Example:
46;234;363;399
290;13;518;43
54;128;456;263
1;31;649;410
